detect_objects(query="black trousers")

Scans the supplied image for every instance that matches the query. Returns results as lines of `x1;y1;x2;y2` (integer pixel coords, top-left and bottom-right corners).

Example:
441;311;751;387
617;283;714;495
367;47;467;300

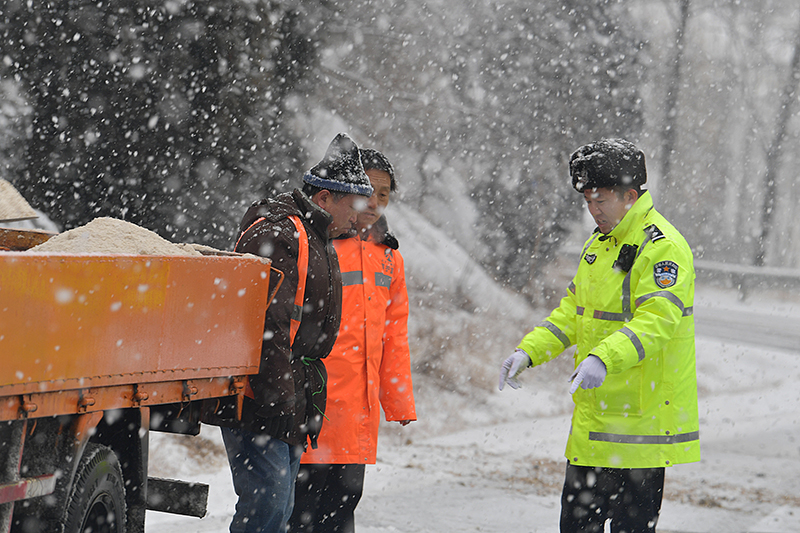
289;463;366;533
559;462;665;533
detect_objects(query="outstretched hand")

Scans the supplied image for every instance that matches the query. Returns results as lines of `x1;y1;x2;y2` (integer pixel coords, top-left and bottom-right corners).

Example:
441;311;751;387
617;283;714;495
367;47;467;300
499;349;531;390
569;355;607;394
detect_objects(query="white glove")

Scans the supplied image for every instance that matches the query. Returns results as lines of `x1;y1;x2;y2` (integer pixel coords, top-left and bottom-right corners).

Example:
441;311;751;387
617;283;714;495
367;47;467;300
499;349;531;391
569;355;607;394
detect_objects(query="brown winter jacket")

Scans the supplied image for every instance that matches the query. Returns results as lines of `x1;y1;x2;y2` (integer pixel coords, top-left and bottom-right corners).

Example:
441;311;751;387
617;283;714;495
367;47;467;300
204;189;342;449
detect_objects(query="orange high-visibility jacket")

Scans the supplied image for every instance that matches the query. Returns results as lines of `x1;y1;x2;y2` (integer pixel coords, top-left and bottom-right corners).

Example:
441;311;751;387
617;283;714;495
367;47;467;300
302;229;416;464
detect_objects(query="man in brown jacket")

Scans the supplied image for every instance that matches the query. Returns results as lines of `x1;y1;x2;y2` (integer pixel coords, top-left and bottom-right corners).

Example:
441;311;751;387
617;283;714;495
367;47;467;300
208;133;373;533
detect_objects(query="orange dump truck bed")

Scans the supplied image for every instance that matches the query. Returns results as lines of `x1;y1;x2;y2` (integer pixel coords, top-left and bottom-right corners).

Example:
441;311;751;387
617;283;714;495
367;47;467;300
0;250;277;421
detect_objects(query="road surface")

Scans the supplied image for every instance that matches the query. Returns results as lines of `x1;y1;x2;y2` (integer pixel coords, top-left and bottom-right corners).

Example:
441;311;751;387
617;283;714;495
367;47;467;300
147;291;800;532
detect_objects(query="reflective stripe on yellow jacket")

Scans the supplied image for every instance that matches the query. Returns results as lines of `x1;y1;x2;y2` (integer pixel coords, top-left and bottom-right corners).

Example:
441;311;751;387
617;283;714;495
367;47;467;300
519;192;700;469
302;235;416;465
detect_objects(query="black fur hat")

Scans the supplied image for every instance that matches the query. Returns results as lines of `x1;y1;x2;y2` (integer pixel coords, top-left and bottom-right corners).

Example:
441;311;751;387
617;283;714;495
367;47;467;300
570;139;647;193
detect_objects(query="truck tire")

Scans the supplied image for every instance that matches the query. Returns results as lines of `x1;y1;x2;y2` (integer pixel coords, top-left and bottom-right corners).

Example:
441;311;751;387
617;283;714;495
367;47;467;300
63;443;127;533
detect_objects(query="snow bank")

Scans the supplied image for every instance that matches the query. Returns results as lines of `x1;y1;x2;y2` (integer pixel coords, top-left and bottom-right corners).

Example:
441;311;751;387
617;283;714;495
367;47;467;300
377;203;573;439
387;202;532;319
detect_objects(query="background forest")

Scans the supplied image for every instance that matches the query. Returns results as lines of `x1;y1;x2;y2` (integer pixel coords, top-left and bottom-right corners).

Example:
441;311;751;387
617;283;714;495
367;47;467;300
2;0;800;400
4;0;800;274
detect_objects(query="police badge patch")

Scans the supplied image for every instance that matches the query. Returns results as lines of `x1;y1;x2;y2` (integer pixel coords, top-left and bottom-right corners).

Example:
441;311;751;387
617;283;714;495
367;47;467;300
654;261;679;288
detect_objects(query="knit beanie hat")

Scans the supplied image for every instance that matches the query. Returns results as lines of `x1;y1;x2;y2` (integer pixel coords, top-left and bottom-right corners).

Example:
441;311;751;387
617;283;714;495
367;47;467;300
359;148;396;191
303;133;374;197
570;138;647;193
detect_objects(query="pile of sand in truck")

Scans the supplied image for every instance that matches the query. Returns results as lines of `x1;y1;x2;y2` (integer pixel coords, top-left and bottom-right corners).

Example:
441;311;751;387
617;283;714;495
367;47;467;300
0;178;38;222
1;176;216;256
28;217;204;256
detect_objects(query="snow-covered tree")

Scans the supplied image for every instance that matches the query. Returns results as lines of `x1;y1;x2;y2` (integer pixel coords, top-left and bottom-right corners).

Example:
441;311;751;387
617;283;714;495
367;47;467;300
1;0;318;245
636;0;800;267
300;0;644;295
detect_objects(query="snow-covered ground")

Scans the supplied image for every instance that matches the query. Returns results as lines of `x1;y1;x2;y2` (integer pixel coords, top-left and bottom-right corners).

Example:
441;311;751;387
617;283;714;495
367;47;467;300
145;285;800;533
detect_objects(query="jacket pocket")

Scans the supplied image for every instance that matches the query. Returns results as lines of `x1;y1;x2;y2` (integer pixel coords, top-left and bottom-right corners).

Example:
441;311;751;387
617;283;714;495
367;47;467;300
595;364;643;417
303;358;328;447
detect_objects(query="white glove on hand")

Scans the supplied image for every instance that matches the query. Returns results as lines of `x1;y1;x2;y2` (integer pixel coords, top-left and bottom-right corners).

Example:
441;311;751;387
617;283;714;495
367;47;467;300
569;355;607;394
499;349;531;391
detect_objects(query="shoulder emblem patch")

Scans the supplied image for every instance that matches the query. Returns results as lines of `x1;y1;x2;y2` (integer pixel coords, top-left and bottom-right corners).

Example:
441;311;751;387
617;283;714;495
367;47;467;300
645;224;666;242
654;260;679;288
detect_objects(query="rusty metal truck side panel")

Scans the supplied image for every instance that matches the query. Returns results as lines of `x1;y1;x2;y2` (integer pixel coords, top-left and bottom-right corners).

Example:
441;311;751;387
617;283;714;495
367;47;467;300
0;252;272;419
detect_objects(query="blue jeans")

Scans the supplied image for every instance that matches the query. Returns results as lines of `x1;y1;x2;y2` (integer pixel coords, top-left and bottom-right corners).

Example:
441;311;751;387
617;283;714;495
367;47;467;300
221;427;303;533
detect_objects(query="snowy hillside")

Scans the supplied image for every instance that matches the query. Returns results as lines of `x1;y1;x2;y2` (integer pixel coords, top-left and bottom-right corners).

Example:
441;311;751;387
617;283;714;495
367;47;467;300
381;202;576;439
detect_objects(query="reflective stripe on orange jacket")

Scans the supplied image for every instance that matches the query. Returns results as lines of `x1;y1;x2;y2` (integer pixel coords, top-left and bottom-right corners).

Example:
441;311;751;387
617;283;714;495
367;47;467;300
302;234;416;464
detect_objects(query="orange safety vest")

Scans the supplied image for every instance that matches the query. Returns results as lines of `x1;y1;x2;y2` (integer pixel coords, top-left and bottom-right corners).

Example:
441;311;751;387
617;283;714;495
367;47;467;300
236;215;308;399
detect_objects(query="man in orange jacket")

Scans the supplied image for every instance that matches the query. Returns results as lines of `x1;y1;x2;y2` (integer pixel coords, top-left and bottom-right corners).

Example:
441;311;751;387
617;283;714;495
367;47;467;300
289;149;417;533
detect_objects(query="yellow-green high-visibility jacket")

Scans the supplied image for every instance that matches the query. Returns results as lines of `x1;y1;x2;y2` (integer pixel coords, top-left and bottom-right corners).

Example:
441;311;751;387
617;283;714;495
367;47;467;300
519;191;700;469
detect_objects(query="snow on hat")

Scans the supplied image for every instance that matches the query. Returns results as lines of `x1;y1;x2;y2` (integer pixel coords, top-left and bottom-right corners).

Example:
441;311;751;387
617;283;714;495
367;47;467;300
570;138;647;193
303;133;374;197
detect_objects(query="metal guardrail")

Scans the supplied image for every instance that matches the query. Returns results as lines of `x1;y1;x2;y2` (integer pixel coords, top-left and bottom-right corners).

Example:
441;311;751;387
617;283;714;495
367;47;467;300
560;245;800;300
694;259;800;300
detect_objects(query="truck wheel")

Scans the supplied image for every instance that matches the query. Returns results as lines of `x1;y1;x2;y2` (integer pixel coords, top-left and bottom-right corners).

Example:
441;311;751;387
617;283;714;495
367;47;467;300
63;443;127;533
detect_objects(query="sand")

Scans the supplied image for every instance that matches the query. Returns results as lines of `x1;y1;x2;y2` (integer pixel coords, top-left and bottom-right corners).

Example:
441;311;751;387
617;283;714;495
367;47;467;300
28;217;202;256
0;178;38;222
